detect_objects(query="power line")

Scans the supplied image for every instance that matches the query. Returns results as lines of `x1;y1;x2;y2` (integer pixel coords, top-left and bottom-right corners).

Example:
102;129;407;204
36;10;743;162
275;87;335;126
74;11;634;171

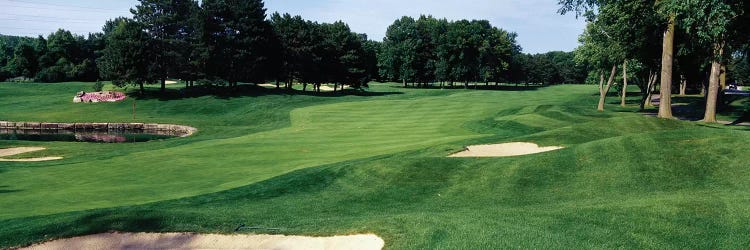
0;12;128;22
0;26;95;33
0;18;92;23
0;3;125;14
7;0;127;12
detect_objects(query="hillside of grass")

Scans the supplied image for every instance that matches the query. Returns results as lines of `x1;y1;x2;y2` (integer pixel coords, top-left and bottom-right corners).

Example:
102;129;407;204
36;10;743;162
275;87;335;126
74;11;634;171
2;82;750;249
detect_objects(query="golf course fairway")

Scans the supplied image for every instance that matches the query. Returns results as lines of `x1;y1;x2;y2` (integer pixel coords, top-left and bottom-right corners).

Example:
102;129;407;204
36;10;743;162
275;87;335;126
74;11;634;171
2;82;750;249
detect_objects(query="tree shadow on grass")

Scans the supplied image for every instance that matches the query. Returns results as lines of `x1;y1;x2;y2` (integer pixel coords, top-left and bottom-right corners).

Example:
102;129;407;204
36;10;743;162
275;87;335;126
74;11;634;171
131;84;404;101
0;185;20;194
389;83;545;92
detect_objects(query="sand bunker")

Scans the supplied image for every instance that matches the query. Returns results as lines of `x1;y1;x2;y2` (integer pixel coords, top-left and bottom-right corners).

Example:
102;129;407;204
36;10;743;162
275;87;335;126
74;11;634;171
318;85;349;91
22;232;384;250
0;147;63;162
449;142;563;157
258;83;278;88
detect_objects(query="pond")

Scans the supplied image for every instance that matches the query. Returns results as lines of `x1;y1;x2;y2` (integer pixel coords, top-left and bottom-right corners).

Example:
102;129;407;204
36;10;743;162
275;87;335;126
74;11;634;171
0;129;178;143
0;122;196;143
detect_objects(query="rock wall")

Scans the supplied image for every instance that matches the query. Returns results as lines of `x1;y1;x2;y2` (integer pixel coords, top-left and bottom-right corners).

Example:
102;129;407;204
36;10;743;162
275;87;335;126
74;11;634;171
0;121;197;137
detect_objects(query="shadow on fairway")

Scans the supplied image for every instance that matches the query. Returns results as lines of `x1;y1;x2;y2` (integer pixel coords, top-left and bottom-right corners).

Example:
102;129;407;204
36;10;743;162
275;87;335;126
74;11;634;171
73;211;165;232
132;84;404;101
393;84;545;91
0;186;20;194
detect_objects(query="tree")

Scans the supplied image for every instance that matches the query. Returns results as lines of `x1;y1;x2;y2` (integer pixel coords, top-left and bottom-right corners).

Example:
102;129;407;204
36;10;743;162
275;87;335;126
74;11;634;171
132;0;200;93
575;21;623;111
381;16;418;87
271;13;306;89
561;0;682;112
98;19;155;93
447;20;481;87
676;1;750;122
360;38;381;83
7;43;38;79
203;0;274;87
730;53;750;85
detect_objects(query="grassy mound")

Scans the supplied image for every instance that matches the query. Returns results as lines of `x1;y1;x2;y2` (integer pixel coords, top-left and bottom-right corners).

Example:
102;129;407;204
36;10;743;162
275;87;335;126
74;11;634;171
2;82;750;248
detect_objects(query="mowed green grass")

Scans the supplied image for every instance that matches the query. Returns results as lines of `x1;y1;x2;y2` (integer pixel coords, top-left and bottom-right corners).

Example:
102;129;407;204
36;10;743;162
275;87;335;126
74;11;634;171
2;82;750;249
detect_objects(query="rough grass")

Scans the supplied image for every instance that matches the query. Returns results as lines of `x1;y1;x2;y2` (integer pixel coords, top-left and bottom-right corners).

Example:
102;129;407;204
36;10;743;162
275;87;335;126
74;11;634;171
1;82;750;249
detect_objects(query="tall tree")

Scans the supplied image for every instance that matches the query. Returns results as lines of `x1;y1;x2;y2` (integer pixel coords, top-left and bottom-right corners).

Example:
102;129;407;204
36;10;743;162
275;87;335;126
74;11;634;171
677;1;750;122
98;19;155;93
203;0;274;87
381;16;418;87
132;0;199;93
575;21;623;111
7;43;38;79
270;13;312;89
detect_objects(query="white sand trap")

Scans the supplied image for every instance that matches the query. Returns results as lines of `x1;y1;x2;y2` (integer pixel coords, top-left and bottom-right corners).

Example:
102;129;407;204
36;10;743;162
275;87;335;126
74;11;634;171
22;232;384;250
319;86;335;91
318;86;350;92
0;147;63;162
258;83;278;88
0;147;45;157
165;80;178;85
449;142;563;157
0;156;63;162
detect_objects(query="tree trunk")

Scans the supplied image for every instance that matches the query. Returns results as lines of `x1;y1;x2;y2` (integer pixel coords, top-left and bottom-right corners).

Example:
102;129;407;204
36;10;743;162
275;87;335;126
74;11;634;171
647;71;657;107
720;65;727;90
598;65;618;111
658;14;676;119
160;78;166;93
704;44;724;123
303;83;308;91
276;80;280;89
139;82;145;94
641;70;656;110
621;60;628;107
679;78;687;96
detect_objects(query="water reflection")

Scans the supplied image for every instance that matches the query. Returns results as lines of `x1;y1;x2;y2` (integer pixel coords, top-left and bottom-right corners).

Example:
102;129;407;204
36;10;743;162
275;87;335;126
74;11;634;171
0;128;176;143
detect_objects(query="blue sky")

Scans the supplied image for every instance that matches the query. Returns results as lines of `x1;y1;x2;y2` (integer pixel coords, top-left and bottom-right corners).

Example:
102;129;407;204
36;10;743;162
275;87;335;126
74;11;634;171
0;0;586;54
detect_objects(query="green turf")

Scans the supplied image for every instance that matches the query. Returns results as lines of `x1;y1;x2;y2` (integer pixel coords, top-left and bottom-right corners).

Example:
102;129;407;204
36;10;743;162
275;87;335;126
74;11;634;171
2;82;750;249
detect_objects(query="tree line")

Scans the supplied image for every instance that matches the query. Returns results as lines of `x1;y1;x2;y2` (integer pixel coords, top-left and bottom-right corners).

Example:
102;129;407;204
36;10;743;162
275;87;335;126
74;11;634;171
377;16;589;88
560;0;750;123
0;0;596;93
0;30;102;83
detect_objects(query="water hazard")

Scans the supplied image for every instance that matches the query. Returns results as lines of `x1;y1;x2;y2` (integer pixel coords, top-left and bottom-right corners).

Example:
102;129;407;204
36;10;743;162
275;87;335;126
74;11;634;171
0;122;196;143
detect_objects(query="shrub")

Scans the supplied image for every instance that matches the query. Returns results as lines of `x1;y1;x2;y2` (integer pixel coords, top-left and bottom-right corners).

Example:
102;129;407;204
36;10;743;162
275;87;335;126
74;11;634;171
92;81;104;92
35;66;66;82
0;68;9;82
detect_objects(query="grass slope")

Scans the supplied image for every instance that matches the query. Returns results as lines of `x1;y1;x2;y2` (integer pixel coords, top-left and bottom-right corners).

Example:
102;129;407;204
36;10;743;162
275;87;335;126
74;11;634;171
2;82;750;249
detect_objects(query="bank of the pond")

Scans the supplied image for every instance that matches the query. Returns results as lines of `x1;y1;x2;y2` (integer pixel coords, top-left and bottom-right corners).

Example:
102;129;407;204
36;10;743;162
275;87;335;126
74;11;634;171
0;121;196;143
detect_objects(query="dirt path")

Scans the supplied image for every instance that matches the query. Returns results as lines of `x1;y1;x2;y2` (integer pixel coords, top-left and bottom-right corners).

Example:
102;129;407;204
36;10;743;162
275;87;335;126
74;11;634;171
21;232;384;250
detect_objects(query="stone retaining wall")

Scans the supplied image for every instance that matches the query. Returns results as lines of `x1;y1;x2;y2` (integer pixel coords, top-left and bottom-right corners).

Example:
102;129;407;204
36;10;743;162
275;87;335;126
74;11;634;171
0;121;197;137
